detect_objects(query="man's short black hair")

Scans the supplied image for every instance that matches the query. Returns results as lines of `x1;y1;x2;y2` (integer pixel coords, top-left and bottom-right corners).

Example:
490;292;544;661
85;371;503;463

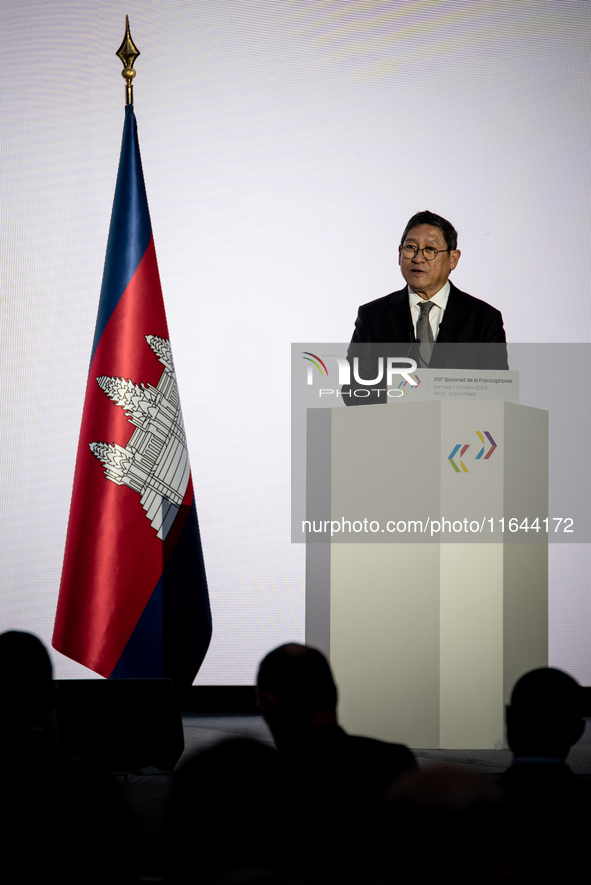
510;667;583;718
506;667;584;758
400;210;458;251
257;643;338;713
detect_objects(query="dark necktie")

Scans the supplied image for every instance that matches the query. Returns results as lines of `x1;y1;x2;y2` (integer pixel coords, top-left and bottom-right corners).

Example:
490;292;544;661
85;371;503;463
417;301;435;366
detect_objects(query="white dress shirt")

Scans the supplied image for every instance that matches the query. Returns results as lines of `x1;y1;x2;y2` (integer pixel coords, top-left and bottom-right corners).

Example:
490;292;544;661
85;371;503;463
408;281;450;342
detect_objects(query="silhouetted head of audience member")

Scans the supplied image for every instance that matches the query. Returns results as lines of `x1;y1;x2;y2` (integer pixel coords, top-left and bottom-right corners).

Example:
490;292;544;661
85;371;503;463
0;630;55;745
256;643;338;747
506;667;585;760
164;738;283;882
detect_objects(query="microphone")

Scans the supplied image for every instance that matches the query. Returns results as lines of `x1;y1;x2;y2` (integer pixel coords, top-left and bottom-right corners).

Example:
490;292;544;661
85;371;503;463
405;325;419;360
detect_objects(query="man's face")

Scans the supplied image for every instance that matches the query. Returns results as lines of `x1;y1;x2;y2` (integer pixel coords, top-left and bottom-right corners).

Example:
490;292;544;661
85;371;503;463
398;223;460;300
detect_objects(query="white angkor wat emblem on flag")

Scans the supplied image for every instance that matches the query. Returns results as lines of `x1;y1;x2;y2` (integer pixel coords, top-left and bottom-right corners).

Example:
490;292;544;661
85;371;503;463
90;335;190;541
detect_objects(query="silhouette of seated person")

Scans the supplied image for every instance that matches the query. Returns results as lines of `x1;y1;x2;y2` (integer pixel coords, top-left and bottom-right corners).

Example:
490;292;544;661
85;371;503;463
498;667;591;882
162;737;283;884
1;631;67;882
256;642;416;881
0;630;139;884
0;630;56;762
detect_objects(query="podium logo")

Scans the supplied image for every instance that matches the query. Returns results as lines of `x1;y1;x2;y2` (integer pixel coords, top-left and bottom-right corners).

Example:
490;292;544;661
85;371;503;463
448;431;497;473
396;375;421;394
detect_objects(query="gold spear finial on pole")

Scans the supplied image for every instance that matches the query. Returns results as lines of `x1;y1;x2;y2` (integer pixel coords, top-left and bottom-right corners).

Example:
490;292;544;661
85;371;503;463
116;16;140;106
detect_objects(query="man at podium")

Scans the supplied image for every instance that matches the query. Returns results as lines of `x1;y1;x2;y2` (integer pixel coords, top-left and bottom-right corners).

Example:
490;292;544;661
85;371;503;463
347;210;508;384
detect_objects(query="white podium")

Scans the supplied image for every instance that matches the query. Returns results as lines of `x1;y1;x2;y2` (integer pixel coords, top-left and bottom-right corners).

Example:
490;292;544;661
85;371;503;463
305;400;548;749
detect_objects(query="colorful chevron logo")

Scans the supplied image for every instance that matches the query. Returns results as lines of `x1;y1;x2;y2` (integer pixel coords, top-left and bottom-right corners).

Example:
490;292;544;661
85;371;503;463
475;430;497;460
397;374;421;394
448;443;471;473
448;431;498;473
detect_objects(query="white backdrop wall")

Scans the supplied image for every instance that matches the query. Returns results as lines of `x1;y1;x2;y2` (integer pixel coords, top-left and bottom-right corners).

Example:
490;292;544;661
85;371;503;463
1;1;590;684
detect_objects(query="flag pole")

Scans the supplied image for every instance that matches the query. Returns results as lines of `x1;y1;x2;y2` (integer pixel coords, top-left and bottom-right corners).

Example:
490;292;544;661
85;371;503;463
116;16;140;106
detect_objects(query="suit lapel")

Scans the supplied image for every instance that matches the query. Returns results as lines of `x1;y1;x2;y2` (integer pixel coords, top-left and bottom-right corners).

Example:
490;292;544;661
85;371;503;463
433;283;469;367
436;283;468;342
387;288;414;341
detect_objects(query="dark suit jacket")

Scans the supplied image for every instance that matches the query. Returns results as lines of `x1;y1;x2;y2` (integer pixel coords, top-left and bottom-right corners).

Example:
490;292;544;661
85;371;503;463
279;723;416;880
498;762;591;879
350;281;508;370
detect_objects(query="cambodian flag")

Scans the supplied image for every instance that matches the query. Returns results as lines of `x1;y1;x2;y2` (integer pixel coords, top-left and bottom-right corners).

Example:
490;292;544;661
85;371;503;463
53;105;212;688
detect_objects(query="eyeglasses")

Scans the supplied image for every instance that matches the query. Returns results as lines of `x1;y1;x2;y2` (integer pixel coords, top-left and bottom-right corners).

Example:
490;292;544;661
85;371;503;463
401;245;450;261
